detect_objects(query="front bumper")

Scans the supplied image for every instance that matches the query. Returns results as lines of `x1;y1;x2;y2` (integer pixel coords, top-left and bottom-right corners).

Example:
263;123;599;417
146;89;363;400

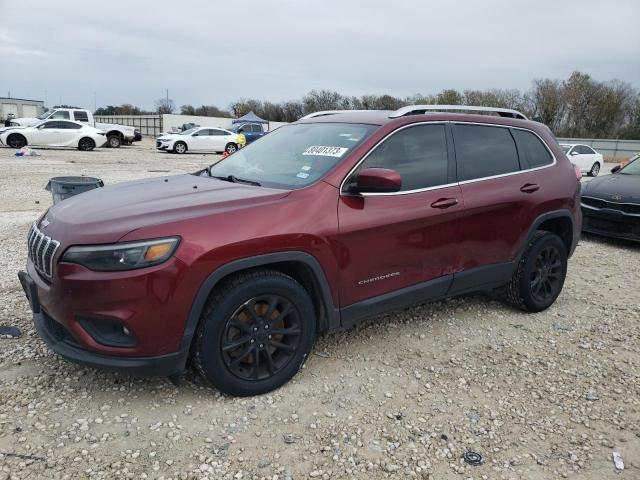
156;141;172;150
18;270;187;376
581;207;640;242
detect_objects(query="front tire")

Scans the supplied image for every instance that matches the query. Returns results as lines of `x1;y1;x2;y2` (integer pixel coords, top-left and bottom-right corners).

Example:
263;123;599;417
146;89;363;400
498;231;567;312
107;134;122;148
225;142;238;154
173;142;187;154
7;133;27;149
193;270;316;396
78;137;96;151
588;162;600;177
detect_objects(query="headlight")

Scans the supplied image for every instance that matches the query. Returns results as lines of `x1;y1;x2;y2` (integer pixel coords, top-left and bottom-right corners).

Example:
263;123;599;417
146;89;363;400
61;237;180;271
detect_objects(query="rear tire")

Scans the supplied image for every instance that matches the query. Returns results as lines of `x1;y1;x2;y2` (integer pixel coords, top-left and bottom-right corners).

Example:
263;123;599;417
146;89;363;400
107;134;122;148
225;143;238;154
78;137;96;151
7;133;27;149
588;162;600;177
192;270;316;396
497;231;567;312
173;142;187;154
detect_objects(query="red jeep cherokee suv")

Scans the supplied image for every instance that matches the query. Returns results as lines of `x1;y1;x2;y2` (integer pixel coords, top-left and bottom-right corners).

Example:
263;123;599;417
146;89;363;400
18;105;581;396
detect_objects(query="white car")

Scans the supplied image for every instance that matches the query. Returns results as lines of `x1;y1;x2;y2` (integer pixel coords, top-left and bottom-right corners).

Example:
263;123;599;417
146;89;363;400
560;143;604;177
0;120;107;151
156;127;240;154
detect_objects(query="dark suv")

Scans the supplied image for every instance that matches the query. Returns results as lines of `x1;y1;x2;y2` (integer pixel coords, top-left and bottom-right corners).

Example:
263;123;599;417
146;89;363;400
18;105;582;396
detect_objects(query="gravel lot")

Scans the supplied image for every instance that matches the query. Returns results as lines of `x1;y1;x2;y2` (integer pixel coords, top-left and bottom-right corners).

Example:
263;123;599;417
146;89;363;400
0;141;638;480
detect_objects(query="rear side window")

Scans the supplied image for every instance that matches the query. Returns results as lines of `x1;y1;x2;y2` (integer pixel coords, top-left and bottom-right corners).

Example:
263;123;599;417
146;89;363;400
73;111;89;122
453;124;520;181
512;129;553;168
357;124;449;191
58;121;82;129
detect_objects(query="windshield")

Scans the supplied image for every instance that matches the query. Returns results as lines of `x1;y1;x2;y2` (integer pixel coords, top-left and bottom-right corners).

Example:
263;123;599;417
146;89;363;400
180;127;199;135
37;111;51;120
560;144;571;153
619;157;640;175
207;123;377;188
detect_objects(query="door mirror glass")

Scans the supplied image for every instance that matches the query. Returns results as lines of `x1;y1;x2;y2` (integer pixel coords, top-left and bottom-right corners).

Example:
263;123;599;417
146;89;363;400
570;151;579;156
611;165;621;173
355;167;402;193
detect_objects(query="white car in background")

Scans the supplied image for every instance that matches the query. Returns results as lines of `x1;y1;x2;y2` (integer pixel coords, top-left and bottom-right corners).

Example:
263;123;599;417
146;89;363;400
0;120;107;151
560;143;604;176
156;127;240;154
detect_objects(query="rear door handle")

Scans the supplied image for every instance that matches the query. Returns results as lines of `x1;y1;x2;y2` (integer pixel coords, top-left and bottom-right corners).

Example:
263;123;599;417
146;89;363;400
520;183;540;193
430;197;458;209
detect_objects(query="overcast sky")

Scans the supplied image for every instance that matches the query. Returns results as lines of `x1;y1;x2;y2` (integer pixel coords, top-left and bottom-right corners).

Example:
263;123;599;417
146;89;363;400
1;0;638;111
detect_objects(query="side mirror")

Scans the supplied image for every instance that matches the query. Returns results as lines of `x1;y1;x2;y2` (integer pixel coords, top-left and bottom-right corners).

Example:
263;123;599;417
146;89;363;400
570;151;579;156
611;165;621;173
355;168;402;193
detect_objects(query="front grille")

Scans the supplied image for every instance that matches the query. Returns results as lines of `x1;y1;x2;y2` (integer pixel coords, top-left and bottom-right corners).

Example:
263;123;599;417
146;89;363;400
27;222;60;278
581;196;640;215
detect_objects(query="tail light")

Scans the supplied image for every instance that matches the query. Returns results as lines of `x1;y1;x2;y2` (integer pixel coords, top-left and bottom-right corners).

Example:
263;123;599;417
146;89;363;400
574;164;582;180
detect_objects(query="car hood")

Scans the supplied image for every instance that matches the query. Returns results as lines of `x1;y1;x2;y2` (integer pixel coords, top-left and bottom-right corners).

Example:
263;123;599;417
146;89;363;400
42;174;290;245
581;173;640;203
10;117;41;126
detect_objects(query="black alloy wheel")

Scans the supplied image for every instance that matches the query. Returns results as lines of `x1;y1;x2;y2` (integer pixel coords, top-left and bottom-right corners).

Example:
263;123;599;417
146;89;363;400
221;295;302;381
529;245;563;304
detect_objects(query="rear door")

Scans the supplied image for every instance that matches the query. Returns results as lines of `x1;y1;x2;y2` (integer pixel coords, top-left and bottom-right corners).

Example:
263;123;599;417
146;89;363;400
210;128;230;151
450;123;540;291
337;123;462;307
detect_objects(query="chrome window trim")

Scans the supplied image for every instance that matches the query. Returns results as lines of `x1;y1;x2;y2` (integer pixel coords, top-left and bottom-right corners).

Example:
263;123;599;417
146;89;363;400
339;120;557;197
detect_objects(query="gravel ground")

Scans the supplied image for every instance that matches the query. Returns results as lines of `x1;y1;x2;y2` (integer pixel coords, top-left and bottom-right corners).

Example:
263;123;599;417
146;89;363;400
0;141;638;479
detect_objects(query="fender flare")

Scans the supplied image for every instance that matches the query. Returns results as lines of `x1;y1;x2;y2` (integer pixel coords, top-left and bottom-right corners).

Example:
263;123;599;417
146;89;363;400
517;209;577;260
179;251;339;353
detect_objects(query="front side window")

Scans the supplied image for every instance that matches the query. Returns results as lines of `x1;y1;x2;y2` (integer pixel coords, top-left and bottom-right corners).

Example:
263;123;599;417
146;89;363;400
350;124;449;191
207;123;376;189
512;129;553;168
40;121;59;129
619;157;640;175
50;110;70;119
453;124;520;181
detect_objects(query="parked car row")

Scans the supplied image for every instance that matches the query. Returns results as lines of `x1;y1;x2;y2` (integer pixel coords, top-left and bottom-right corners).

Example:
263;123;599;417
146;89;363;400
9;108;140;147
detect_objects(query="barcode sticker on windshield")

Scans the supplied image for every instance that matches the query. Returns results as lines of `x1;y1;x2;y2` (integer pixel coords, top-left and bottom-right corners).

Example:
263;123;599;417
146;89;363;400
303;146;349;157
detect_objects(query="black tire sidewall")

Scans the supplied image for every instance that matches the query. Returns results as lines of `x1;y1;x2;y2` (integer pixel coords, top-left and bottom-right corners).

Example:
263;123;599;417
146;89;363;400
197;275;316;396
518;233;567;312
79;138;95;151
8;134;26;148
108;135;121;148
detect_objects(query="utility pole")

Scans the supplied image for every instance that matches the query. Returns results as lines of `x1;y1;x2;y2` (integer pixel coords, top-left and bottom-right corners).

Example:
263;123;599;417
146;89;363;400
93;91;97;112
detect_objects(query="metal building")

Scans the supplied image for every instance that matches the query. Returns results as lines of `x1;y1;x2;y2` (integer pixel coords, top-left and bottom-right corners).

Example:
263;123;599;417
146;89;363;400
0;97;45;121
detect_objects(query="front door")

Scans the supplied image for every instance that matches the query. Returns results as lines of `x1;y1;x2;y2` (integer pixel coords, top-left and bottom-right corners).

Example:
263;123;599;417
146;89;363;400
337;123;462;307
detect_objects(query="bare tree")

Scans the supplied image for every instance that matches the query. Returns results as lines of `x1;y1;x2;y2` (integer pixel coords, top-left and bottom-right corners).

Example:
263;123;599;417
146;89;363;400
155;97;175;114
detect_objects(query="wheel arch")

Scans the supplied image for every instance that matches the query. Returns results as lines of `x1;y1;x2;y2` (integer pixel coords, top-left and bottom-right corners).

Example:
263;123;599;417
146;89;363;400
519;210;576;260
106;130;124;138
179;252;340;354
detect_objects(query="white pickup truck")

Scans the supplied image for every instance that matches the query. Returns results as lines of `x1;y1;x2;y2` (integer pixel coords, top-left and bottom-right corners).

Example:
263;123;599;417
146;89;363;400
10;108;140;147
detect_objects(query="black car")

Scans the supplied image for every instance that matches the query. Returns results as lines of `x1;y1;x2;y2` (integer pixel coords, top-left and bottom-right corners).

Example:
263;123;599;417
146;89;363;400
580;155;640;242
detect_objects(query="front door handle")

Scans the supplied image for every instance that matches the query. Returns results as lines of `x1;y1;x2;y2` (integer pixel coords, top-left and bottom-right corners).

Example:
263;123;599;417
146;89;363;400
520;183;540;193
430;197;458;209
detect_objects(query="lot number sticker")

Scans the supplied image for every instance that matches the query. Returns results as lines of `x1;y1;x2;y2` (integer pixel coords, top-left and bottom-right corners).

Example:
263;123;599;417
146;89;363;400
303;146;349;157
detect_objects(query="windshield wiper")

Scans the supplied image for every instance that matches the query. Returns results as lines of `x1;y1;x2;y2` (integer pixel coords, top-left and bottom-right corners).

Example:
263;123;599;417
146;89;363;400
210;173;261;186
